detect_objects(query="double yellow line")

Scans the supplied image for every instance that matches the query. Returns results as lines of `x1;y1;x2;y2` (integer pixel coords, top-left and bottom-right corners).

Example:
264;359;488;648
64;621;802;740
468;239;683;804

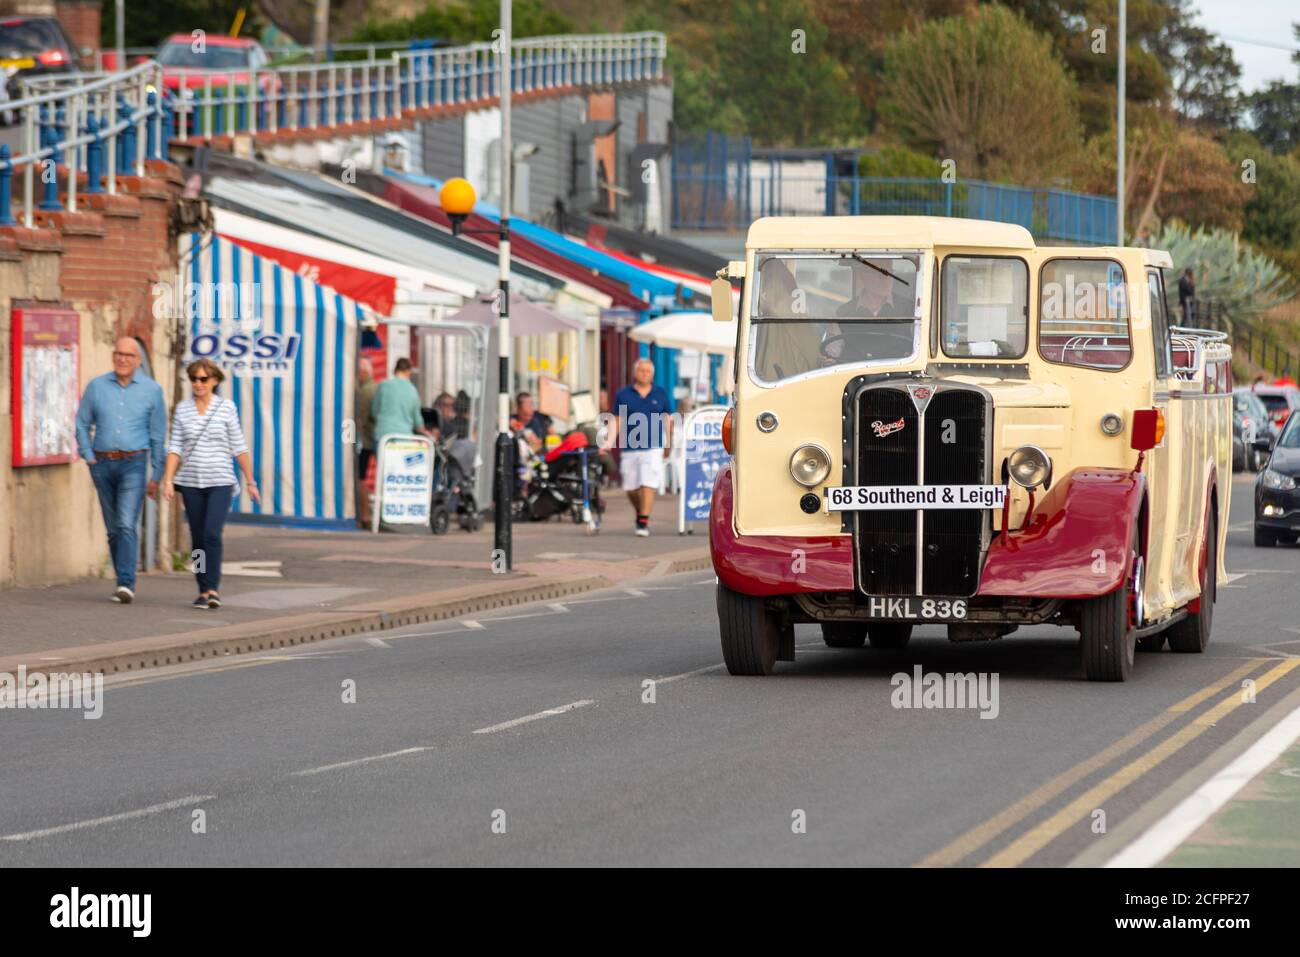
916;659;1300;868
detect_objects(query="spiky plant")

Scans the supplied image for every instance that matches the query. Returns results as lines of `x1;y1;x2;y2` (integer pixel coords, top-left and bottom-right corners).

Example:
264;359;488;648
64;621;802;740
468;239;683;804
1151;221;1295;320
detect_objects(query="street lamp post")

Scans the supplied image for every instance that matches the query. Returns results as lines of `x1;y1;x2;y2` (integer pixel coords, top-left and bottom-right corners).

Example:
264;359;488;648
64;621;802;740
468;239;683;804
1117;0;1126;245
439;1;514;570
496;0;512;570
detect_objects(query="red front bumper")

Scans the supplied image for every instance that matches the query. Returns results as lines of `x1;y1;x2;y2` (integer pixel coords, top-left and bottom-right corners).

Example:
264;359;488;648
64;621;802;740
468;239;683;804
709;464;1145;600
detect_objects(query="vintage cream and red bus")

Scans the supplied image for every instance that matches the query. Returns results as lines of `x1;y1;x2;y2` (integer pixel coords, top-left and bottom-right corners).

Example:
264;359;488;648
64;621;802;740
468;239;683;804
708;217;1232;681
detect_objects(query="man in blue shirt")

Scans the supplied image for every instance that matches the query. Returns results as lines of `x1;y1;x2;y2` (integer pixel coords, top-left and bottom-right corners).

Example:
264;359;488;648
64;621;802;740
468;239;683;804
612;358;674;536
75;337;167;603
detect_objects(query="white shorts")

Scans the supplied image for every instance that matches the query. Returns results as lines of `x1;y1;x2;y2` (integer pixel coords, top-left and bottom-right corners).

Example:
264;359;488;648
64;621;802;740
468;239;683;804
621;449;666;492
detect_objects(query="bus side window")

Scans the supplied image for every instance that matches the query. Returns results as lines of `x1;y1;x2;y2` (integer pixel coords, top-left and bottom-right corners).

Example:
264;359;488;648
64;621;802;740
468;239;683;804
1147;269;1172;379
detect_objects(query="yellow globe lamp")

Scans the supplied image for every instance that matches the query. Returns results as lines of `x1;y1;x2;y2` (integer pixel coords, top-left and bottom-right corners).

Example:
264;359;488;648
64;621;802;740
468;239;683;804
440;177;477;234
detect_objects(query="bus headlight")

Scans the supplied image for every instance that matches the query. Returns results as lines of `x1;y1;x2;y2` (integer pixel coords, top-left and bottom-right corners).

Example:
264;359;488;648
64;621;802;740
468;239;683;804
790;444;831;488
1007;445;1052;491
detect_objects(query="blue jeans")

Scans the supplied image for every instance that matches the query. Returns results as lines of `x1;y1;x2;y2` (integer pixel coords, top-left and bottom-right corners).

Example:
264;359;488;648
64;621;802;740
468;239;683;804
89;455;148;589
178;485;234;594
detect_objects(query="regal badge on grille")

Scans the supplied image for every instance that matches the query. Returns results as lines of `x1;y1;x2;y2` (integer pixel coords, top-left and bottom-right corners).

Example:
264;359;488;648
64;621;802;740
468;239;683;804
870;417;906;437
906;383;935;414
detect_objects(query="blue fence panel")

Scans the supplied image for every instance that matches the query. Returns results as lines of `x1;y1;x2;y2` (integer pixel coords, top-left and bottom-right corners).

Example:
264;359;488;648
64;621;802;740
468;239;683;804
1046;188;1117;245
962;181;1034;232
670;145;1118;245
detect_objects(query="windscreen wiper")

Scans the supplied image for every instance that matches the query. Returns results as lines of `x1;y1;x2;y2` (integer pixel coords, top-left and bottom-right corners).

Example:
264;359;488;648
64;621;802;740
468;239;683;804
847;254;910;287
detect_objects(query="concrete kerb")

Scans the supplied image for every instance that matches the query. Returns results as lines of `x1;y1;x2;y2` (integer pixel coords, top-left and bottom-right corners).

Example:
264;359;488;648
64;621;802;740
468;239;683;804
0;552;713;679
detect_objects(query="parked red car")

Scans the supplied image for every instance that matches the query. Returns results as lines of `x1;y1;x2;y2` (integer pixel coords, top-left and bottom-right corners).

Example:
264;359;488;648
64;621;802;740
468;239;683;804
1252;381;1300;429
157;34;279;95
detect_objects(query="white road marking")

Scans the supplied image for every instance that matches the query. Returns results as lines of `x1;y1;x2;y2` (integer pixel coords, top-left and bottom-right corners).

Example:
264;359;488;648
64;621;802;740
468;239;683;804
292;747;431;777
655;664;725;684
473;699;595;735
364;636;391;648
250;651;355;661
547;603;570;613
1105;702;1300;868
1;795;214;842
387;626;468;640
481;610;561;623
462;620;485;630
622;588;648;597
1250;643;1300;659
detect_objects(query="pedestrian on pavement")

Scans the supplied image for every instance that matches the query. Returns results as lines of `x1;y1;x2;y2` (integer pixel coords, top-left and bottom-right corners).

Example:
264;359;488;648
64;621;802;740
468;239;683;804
371;358;429;443
75;336;167;604
612;358;674;537
1178;268;1197;325
355;357;379;528
516;391;553;453
161;359;260;610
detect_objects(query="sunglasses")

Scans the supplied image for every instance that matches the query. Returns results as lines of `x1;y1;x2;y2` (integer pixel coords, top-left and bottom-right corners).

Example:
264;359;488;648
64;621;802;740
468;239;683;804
112;351;138;360
189;375;212;383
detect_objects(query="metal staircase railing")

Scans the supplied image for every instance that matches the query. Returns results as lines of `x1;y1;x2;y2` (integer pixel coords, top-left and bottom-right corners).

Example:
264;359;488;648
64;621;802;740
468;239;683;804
1;32;667;228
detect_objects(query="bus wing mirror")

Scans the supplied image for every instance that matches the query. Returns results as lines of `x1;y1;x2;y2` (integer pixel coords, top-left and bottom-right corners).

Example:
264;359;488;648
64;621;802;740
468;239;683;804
711;277;734;323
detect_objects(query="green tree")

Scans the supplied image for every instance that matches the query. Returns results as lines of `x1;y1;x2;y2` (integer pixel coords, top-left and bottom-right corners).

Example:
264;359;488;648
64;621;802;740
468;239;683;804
103;0;253;48
994;0;1171;136
879;5;1084;185
810;0;977;131
1223;132;1300;259
349;0;575;45
1153;3;1242;128
669;0;863;145
1245;80;1300;155
1080;119;1249;235
856;145;944;178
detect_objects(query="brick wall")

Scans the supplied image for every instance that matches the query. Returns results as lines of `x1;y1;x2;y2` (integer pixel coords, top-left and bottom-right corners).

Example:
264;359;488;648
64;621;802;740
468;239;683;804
0;159;185;588
55;0;102;63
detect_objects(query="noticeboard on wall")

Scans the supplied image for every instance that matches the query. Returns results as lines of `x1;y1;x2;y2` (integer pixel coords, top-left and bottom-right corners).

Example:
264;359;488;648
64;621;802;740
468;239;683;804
11;305;80;467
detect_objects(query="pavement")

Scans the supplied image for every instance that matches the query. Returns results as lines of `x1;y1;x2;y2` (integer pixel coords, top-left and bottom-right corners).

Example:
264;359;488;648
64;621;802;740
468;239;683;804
0;513;711;676
2;474;1299;867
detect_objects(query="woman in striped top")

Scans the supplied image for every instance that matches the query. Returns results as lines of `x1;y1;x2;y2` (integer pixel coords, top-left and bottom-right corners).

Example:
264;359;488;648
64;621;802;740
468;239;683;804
161;358;261;609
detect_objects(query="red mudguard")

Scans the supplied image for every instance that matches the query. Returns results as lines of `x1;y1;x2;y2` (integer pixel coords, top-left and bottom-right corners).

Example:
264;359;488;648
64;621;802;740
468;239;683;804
976;469;1146;598
710;465;853;596
709;465;1145;599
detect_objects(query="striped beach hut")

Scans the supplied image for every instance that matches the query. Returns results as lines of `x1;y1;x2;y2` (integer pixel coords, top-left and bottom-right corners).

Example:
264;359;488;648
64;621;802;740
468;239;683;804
179;233;362;526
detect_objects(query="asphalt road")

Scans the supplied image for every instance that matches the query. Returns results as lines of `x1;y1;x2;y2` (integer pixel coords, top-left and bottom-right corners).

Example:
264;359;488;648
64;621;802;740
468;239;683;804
2;475;1298;867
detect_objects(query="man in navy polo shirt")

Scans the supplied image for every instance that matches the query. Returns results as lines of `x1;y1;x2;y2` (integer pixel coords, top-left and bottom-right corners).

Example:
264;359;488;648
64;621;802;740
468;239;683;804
612;358;674;536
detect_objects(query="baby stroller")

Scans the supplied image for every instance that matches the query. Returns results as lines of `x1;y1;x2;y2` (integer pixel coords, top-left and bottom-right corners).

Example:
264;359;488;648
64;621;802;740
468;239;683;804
430;436;482;534
514;432;604;533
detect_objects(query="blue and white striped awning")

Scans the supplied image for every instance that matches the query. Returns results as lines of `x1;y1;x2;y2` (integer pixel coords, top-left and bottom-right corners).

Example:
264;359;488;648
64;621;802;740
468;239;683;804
180;233;362;526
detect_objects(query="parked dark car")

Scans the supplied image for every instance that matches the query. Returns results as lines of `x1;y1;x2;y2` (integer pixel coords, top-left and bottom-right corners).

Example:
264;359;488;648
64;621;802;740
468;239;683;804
1233;387;1276;472
1255;411;1300;546
0;15;78;104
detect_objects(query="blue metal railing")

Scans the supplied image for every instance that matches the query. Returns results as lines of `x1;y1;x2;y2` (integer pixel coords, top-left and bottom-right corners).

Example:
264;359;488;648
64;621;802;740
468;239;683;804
18;32;666;143
2;33;666;227
671;172;1119;246
0;61;164;228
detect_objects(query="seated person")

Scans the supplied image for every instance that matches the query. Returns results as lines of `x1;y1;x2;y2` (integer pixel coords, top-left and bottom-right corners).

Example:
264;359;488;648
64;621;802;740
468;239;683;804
752;259;822;381
823;259;915;364
515;391;553;452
